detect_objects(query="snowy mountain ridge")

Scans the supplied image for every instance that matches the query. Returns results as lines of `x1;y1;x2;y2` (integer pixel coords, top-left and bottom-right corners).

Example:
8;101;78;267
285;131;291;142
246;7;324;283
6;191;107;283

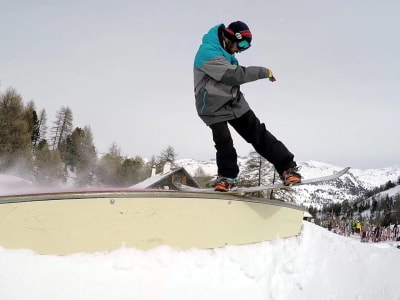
176;158;400;208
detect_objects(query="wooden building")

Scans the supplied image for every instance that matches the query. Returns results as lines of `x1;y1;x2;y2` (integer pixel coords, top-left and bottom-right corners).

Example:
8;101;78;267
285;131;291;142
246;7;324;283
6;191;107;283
130;164;200;190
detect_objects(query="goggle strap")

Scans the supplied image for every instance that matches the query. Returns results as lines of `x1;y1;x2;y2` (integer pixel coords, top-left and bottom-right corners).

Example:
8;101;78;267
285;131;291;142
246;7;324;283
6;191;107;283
225;28;252;39
239;30;252;38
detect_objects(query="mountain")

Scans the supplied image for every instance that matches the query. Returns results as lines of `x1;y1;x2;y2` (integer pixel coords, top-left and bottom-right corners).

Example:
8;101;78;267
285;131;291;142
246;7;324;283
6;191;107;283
176;159;400;208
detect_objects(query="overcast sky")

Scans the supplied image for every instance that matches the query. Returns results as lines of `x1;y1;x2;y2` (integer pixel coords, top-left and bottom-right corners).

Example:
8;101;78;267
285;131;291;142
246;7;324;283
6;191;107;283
1;0;399;169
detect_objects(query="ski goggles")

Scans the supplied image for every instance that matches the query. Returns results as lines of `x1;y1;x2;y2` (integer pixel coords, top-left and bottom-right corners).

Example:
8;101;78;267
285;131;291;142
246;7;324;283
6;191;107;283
237;39;251;51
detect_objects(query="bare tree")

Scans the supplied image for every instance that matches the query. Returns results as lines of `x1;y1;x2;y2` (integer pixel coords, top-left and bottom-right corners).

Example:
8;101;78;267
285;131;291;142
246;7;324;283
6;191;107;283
156;145;178;173
49;106;73;150
37;108;48;145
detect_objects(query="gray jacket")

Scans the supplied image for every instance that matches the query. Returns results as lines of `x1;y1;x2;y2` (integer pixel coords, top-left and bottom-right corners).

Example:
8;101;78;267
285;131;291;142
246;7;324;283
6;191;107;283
193;24;269;126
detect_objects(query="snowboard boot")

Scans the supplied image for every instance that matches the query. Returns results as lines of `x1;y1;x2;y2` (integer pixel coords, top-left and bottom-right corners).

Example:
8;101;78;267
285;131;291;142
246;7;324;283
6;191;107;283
281;167;302;186
214;177;237;192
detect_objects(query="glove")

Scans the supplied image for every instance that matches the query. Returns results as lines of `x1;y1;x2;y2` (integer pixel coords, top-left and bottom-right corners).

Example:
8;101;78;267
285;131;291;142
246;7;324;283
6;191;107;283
267;69;276;82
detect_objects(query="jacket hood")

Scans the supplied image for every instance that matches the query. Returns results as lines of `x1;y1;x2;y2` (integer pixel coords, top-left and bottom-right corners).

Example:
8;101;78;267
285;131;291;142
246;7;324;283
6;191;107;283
195;24;238;68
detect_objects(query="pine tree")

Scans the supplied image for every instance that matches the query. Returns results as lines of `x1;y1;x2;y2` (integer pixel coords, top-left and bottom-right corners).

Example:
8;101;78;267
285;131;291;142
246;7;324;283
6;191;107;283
341;200;350;217
392;195;400;224
118;156;146;187
24;100;40;147
95;142;123;187
308;206;317;217
0;88;32;173
61;126;97;186
34;140;65;185
37;109;48;145
61;127;95;171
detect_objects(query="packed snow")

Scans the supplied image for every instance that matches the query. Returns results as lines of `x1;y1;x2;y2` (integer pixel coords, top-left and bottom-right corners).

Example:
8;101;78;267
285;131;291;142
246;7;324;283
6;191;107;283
0;222;399;300
1;169;400;300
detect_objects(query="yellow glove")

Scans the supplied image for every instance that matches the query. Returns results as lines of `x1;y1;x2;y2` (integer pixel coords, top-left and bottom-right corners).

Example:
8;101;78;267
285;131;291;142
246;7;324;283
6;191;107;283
268;69;276;82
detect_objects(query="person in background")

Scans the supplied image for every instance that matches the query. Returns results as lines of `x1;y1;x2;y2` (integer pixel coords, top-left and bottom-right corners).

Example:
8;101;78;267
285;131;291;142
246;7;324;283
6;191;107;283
193;21;301;192
393;222;399;241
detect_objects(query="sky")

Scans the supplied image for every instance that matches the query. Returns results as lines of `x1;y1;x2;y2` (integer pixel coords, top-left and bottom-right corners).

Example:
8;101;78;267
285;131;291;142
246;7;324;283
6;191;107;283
1;0;399;169
1;220;400;299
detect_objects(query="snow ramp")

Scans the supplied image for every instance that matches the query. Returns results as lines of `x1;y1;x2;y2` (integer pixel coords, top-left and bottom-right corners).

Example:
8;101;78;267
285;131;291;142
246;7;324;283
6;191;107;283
0;190;304;255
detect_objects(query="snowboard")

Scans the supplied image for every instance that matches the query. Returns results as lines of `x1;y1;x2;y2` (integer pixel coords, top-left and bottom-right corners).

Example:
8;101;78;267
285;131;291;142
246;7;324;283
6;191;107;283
175;167;350;195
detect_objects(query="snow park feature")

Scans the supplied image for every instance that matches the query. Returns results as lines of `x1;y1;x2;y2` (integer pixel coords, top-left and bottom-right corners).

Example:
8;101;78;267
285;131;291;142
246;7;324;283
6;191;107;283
0;189;304;255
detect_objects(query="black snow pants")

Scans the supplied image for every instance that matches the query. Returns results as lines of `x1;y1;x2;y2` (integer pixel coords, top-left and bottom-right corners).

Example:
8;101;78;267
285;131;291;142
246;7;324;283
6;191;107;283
209;109;296;178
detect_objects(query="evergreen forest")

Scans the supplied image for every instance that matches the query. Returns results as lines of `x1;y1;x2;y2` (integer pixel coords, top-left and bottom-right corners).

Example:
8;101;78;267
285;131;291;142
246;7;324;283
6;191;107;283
0;86;177;187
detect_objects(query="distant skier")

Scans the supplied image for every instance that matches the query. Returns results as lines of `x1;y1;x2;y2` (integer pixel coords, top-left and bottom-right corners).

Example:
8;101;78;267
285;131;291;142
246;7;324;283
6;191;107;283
193;20;301;191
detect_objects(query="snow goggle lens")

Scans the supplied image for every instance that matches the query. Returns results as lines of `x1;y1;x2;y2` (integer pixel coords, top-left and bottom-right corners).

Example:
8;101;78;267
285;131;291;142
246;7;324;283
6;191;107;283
237;40;251;51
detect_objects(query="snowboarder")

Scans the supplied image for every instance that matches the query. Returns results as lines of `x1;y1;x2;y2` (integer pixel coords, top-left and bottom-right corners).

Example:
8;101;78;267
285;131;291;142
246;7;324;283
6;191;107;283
193;21;301;192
